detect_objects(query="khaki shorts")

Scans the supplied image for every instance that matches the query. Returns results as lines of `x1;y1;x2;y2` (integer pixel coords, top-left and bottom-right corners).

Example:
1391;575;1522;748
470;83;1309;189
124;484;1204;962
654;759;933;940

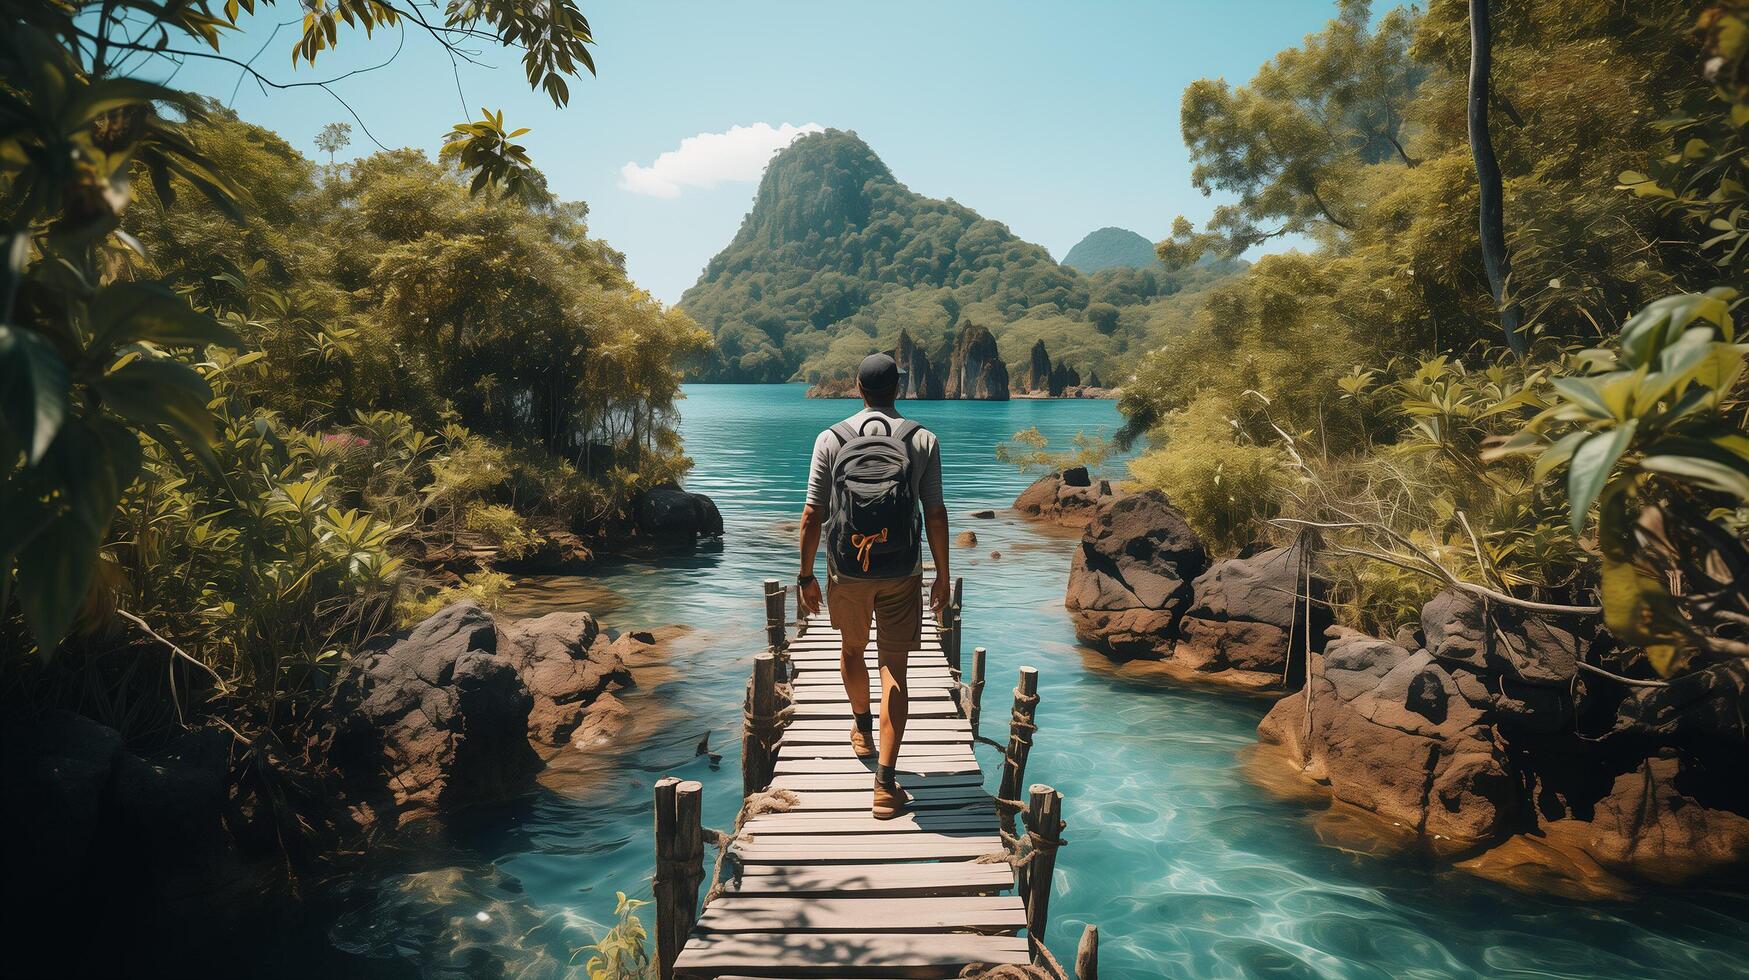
827;570;923;654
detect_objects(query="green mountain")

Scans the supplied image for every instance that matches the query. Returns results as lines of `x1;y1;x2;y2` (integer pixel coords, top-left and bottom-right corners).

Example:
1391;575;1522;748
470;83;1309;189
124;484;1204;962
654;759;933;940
680;129;1242;387
1062;227;1162;273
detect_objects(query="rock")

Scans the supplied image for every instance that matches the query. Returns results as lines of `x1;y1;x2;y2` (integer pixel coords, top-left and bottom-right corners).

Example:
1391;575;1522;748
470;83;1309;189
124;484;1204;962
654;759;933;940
1420;589;1579;733
1024;339;1051;394
633;483;724;542
944;321;1010;400
968;510;995;519
0;710;125;920
571;692;632;749
1613;658;1749;746
1048;359;1080;397
1013;468;1123;527
1065;491;1208;659
806;376;859;398
955;530;978;547
895;328;945;399
1175;544;1332;687
1586;754;1749;883
1258;629;1516;848
990;550;1002;560
327;603;540;826
497;612;634;746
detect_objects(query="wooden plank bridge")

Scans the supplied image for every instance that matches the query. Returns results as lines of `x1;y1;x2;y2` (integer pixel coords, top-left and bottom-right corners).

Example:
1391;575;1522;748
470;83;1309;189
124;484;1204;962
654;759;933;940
647;579;1101;980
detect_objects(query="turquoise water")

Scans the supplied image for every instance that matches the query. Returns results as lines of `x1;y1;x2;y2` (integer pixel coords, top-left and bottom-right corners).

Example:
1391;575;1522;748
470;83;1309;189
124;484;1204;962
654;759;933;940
302;384;1749;980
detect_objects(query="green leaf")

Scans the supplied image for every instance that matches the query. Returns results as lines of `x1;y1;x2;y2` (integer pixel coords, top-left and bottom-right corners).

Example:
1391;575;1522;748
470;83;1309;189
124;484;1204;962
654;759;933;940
90;281;242;351
14;511;100;655
91;356;219;468
1551;376;1619;420
1532;430;1588;482
1639;454;1749;500
1567;421;1637;534
0;324;70;463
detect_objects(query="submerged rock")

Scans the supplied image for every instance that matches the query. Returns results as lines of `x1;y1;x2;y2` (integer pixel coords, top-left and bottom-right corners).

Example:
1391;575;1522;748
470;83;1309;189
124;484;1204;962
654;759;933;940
1065;491;1208;659
633;483;724;542
1013;466;1122;527
955;530;978;547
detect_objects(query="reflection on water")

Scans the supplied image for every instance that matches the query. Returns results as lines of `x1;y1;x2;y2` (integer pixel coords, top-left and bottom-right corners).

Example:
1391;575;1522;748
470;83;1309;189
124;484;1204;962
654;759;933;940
298;384;1749;980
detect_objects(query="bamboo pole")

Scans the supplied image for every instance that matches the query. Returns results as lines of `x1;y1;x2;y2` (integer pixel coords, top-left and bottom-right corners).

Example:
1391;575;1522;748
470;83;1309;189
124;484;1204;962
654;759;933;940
969;645;987;736
762;578;787;652
1022;783;1064;958
744;652;779;797
998;666;1040;803
1075;924;1099;980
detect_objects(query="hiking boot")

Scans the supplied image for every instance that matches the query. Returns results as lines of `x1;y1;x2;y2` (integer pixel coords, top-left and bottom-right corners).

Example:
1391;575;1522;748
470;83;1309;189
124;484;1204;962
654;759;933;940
849;725;876;758
872;779;910;820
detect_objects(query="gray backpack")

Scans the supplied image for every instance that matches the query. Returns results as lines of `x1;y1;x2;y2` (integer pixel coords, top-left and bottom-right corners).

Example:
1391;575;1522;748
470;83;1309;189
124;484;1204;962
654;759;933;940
826;417;922;579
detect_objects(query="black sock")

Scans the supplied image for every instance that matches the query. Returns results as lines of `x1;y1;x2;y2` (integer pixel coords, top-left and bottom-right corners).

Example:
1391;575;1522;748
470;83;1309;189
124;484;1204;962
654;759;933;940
854;711;874;736
876;763;898;788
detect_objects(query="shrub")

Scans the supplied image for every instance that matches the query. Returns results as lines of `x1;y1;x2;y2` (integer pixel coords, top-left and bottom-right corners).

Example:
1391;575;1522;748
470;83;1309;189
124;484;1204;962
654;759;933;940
1127;396;1290;553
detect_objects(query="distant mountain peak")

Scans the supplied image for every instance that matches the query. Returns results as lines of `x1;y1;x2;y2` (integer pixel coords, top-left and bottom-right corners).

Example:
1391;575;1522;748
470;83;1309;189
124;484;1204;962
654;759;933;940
1062;227;1161;273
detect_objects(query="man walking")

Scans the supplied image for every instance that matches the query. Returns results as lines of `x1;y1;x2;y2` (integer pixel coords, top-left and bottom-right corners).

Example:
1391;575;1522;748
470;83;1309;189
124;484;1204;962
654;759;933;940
797;352;950;819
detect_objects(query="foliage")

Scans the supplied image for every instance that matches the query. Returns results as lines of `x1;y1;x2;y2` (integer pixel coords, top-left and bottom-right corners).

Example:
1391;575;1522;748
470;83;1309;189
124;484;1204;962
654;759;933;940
1061;227;1162;274
314;122;351;165
397;571;514;626
679;129;1245;385
575;892;656;980
993;427;1115;474
1127;397;1291;554
1490;290;1749;674
464;504;543;560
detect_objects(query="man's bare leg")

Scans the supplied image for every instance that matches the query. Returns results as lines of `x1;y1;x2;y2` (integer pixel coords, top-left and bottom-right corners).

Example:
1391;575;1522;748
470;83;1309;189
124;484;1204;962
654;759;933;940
876;646;909;770
839;615;872;715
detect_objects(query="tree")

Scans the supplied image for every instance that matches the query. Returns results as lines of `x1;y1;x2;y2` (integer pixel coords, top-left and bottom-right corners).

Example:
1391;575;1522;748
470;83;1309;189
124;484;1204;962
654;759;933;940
1467;0;1525;354
315;121;351;165
1158;0;1423;267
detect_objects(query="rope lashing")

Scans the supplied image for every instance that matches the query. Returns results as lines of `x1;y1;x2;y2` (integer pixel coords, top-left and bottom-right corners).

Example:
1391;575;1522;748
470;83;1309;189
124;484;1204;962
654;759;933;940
742;682;795;747
958;965;1056;979
958;681;975;716
1007;689;1040;743
973;820;1068;869
850;527;889;571
699;787;800;904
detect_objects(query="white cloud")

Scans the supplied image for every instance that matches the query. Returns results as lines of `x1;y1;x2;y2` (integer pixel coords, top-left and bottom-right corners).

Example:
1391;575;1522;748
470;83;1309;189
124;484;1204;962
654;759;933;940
618;122;824;198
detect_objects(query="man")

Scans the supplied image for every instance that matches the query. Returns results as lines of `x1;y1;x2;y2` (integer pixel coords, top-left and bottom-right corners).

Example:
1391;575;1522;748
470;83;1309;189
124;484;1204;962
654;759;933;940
797;352;950;819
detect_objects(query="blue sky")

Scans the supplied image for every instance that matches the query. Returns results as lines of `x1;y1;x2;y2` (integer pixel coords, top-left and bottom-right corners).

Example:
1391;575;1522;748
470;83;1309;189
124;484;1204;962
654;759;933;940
162;1;1350;303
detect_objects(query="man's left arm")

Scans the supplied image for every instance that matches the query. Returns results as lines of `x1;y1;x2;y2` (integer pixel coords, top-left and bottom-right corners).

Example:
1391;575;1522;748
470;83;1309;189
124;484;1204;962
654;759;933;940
920;436;950;614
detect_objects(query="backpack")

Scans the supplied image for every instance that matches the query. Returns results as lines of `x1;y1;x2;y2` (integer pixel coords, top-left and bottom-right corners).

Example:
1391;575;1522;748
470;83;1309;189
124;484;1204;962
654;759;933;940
826;416;923;579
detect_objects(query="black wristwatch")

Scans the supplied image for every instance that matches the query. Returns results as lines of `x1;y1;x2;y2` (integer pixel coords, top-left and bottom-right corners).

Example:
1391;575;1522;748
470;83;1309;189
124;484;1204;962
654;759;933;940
797;573;817;586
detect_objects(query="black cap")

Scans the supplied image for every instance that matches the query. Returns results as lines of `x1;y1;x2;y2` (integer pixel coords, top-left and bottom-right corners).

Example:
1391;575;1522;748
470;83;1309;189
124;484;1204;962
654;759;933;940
857;352;905;395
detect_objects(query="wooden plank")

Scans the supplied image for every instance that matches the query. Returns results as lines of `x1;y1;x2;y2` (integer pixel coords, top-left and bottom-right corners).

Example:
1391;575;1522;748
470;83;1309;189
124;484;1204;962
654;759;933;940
785;718;969;732
741;814;992;836
790;703;960;720
673;932;1028;976
734;836;1003;864
774;756;979;774
771;772;985;791
726;862;1013;897
777;744;977;763
780;731;968;746
778;789;992;813
695;897;1024;934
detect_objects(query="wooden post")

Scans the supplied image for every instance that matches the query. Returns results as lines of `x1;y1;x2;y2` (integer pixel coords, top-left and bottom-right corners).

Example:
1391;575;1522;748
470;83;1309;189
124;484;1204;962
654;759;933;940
1022;783;1064;959
1075;924;1099;980
968;646;987;737
762;578;787;652
744;652;779;797
943;576;965;677
653;776;703;979
998;666;1040;803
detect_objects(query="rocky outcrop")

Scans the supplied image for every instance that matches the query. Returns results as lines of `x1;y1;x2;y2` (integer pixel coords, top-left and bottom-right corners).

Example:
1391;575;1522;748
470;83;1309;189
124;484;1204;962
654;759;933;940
1175;544;1332;689
1024;339;1051;393
633;483;724;542
1087;369;1102;388
1013;466;1122;527
327;603;541;827
1259;629;1518;848
1254;587;1749;886
944;322;1010;400
1065;491;1208;658
497;612;633;746
896;329;945;399
1048;359;1080;397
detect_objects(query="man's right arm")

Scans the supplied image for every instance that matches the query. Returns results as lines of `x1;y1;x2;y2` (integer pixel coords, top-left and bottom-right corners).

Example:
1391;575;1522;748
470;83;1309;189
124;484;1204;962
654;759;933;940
798;433;830;615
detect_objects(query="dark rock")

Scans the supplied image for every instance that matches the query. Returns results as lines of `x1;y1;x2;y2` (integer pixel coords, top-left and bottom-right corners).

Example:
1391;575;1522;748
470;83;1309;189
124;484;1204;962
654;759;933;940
1259;629;1516;847
1024;339;1051;393
0;710;125;920
1061;466;1091;487
1048;359;1080;397
633;483;724;541
327;603;539;826
895;328;944;399
968;509;995;519
944;322;1010;400
1422;589;1581;686
1175;544;1333;686
990;550;1002;560
1088;369;1103;388
1613;658;1749;747
497;612;634;746
1065;491;1208;659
